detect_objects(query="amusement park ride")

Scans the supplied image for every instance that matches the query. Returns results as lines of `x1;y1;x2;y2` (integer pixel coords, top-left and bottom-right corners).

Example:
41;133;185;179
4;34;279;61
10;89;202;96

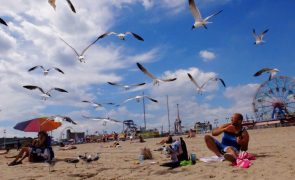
251;76;295;127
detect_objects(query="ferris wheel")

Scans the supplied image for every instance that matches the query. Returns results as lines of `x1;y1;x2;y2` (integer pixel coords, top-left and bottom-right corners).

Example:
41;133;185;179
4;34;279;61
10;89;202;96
253;76;295;121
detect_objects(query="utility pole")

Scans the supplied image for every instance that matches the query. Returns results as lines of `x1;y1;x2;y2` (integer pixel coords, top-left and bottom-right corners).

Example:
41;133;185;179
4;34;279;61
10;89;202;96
3;129;6;149
166;95;171;134
142;92;146;130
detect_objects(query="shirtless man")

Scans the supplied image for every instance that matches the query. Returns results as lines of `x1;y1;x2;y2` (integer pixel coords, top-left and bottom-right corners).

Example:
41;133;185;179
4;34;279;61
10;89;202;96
204;113;249;162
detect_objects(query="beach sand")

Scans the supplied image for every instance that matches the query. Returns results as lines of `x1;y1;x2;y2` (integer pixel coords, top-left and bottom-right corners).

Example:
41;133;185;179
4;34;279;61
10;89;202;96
1;126;295;180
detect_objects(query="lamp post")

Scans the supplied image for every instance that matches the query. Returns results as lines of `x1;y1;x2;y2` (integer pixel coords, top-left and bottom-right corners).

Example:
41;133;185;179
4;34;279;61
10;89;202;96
214;119;218;128
142;92;146;130
166;95;170;134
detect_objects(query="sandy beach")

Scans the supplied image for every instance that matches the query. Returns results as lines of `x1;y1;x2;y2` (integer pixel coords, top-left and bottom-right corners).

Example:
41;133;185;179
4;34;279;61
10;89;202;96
0;126;294;180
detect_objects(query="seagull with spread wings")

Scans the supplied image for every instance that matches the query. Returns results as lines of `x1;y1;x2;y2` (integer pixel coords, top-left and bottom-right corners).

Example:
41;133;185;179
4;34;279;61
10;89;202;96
253;29;269;45
137;63;177;86
0;18;8;26
98;32;144;41
28;66;64;76
107;82;146;90
187;73;226;94
59;36;101;63
48;0;76;13
254;68;279;80
23;85;68;100
51;115;77;125
123;95;158;104
82;100;118;109
82;115;122;123
188;0;223;29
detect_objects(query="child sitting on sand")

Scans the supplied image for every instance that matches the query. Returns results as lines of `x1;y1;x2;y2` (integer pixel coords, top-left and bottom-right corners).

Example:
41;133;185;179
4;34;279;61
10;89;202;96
7;131;54;166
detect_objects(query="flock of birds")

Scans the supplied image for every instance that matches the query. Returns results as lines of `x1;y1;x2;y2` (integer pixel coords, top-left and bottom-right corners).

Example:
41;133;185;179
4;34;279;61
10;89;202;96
0;0;280;126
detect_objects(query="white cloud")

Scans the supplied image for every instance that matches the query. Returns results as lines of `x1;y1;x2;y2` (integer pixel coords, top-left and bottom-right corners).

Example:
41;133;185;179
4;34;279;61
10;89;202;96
199;50;216;62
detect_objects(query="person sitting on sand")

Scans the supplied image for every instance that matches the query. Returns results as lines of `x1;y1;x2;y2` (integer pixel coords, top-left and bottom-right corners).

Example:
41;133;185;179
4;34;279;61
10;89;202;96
204;113;249;163
157;135;173;145
166;137;188;162
139;135;145;143
8;131;54;166
187;129;196;138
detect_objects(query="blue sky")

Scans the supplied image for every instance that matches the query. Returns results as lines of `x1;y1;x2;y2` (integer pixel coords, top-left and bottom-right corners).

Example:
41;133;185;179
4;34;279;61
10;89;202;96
0;0;294;138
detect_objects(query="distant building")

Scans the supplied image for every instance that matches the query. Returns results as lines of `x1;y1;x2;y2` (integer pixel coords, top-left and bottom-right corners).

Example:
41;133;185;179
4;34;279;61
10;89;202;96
0;137;32;150
194;122;212;133
66;129;85;141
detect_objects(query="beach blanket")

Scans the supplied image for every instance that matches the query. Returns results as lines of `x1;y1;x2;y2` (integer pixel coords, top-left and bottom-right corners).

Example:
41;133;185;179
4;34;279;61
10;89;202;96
232;151;256;168
199;156;225;163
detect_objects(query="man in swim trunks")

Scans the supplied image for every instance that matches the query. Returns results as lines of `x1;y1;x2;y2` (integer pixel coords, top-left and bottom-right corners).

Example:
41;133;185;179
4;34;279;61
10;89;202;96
204;113;249;162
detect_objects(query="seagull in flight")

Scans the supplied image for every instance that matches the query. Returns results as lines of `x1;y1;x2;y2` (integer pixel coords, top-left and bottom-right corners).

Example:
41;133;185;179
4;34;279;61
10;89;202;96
187;73;226;94
188;0;223;29
51;115;77;125
253;29;269;45
254;68;279;80
0;18;8;26
98;32;144;41
48;0;76;13
123;95;158;104
107;82;146;90
137;63;177;86
82;100;118;109
28;66;64;76
82;115;122;123
59;36;100;63
23;85;68;100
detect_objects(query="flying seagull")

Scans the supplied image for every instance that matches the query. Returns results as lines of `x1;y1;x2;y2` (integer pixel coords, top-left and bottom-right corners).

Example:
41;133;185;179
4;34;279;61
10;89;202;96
137;63;177;86
82;115;122;123
28;66;64;75
51;115;77;125
23;85;68;100
98;32;144;41
59;36;100;63
188;0;223;29
82;100;118;109
48;0;76;13
253;29;269;45
254;68;279;80
187;73;226;94
0;18;8;26
123;95;158;104
107;82;146;90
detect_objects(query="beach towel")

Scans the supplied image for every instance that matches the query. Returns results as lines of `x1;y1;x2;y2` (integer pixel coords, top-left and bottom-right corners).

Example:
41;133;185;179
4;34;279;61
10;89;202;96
232;151;256;168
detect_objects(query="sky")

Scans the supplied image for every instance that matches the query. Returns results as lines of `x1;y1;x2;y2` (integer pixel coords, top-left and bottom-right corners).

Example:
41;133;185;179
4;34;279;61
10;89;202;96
0;0;294;139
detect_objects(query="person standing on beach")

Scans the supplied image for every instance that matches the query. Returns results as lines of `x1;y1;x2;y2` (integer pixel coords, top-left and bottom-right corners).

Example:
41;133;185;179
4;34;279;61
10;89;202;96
204;113;249;162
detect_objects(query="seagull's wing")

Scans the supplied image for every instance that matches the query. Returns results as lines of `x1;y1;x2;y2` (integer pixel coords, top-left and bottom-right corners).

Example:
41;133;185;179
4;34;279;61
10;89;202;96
28;65;44;72
252;29;257;38
216;78;226;88
108;118;122;123
59;37;79;56
48;87;68;93
189;0;202;20
129;82;146;87
81;37;101;55
187;73;201;88
136;63;157;80
23;85;45;94
122;97;138;104
82;100;92;104
125;32;144;41
254;68;272;77
0;18;8;26
144;96;158;103
161;78;177;82
107;82;123;87
66;0;76;13
51;67;64;74
260;29;269;38
97;32;117;40
48;0;56;10
64;116;77;125
204;10;223;21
